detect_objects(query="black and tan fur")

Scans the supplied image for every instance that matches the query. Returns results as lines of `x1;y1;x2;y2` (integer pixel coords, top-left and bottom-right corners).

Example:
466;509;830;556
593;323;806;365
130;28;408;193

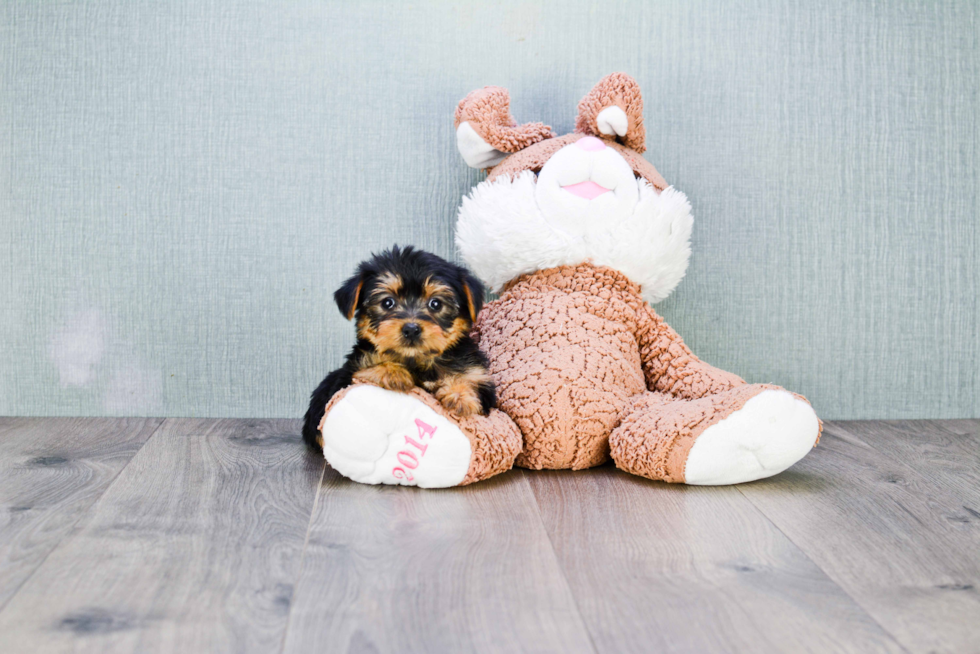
302;246;495;451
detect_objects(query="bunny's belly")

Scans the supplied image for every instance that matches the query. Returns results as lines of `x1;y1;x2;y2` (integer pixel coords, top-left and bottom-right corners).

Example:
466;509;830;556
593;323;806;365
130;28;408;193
477;291;646;469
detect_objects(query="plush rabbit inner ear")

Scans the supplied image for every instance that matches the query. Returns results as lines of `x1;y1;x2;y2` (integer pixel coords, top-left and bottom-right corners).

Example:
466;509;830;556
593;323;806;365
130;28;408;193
596;106;629;137
575;73;646;153
456;121;509;169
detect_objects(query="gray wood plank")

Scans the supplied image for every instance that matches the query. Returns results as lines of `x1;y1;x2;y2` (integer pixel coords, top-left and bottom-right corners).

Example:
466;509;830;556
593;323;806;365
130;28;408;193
0;417;163;611
739;421;980;654
526;466;903;654
923;419;979;437
282;468;595;654
840;420;980;507
0;418;322;654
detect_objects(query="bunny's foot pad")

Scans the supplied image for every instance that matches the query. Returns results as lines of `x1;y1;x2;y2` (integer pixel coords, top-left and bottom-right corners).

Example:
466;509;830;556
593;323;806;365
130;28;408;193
319;385;472;488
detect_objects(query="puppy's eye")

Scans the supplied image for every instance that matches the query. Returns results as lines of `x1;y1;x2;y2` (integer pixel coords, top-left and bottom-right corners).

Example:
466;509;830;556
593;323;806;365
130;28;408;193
427;298;443;311
381;298;395;310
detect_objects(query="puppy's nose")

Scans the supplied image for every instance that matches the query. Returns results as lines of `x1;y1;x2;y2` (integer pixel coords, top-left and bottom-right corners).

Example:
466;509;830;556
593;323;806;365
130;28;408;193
401;322;422;340
576;135;606;151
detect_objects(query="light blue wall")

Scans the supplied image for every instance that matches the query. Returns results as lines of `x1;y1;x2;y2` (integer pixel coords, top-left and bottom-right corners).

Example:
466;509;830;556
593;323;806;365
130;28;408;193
1;0;977;419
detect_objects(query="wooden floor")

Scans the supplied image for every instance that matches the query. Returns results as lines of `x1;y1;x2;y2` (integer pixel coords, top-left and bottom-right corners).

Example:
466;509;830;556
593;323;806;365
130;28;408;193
0;419;977;653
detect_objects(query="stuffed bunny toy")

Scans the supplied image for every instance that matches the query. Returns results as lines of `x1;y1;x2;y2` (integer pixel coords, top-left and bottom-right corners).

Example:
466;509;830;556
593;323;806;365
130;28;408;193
316;73;820;488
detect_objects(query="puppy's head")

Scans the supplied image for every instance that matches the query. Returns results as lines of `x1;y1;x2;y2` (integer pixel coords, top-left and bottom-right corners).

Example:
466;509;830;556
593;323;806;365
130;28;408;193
335;245;484;359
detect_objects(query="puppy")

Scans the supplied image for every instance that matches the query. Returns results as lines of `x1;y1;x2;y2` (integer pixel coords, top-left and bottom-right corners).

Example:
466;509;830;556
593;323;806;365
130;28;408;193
302;246;496;451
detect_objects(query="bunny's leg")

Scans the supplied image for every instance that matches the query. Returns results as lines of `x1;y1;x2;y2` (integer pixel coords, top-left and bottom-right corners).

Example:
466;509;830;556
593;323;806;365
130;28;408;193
609;386;820;485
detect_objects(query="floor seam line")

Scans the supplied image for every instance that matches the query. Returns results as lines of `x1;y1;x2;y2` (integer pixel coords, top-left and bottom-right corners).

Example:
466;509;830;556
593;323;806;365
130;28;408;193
734;473;913;654
521;470;601;654
834;420;980;508
0;417;169;617
278;454;327;654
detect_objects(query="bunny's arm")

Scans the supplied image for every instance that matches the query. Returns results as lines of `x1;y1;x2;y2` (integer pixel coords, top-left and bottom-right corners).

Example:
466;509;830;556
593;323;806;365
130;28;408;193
635;303;745;399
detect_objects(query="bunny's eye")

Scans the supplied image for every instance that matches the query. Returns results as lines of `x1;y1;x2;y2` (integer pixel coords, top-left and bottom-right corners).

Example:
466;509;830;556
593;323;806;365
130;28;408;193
381;298;395;310
427;298;443;311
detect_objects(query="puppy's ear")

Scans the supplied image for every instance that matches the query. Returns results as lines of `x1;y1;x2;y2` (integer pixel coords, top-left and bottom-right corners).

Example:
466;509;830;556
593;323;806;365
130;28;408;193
459;272;485;323
334;272;366;321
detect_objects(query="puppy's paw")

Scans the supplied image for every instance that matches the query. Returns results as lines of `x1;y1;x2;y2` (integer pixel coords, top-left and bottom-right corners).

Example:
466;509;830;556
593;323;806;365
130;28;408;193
354;363;414;393
434;382;483;418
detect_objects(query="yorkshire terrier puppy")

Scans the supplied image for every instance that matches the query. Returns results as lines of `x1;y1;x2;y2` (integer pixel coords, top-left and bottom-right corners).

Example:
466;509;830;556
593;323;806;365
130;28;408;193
302;246;496;451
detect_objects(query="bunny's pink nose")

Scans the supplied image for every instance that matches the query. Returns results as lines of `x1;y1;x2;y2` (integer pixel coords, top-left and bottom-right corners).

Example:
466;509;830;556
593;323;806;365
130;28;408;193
576;136;606;152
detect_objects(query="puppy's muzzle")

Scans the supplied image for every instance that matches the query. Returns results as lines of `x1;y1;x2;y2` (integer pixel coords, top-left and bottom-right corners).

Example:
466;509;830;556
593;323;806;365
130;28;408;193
401;322;423;343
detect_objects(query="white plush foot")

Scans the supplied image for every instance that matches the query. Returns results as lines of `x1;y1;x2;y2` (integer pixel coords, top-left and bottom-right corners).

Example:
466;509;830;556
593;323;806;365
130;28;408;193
319;386;472;488
684;390;819;486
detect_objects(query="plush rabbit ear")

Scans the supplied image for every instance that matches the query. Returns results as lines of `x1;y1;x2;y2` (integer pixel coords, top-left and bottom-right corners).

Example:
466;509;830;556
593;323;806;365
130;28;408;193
454;86;554;169
575;73;646;153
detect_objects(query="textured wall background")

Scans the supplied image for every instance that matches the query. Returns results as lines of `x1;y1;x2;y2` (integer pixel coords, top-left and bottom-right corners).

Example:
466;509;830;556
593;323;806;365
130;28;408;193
1;0;977;419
